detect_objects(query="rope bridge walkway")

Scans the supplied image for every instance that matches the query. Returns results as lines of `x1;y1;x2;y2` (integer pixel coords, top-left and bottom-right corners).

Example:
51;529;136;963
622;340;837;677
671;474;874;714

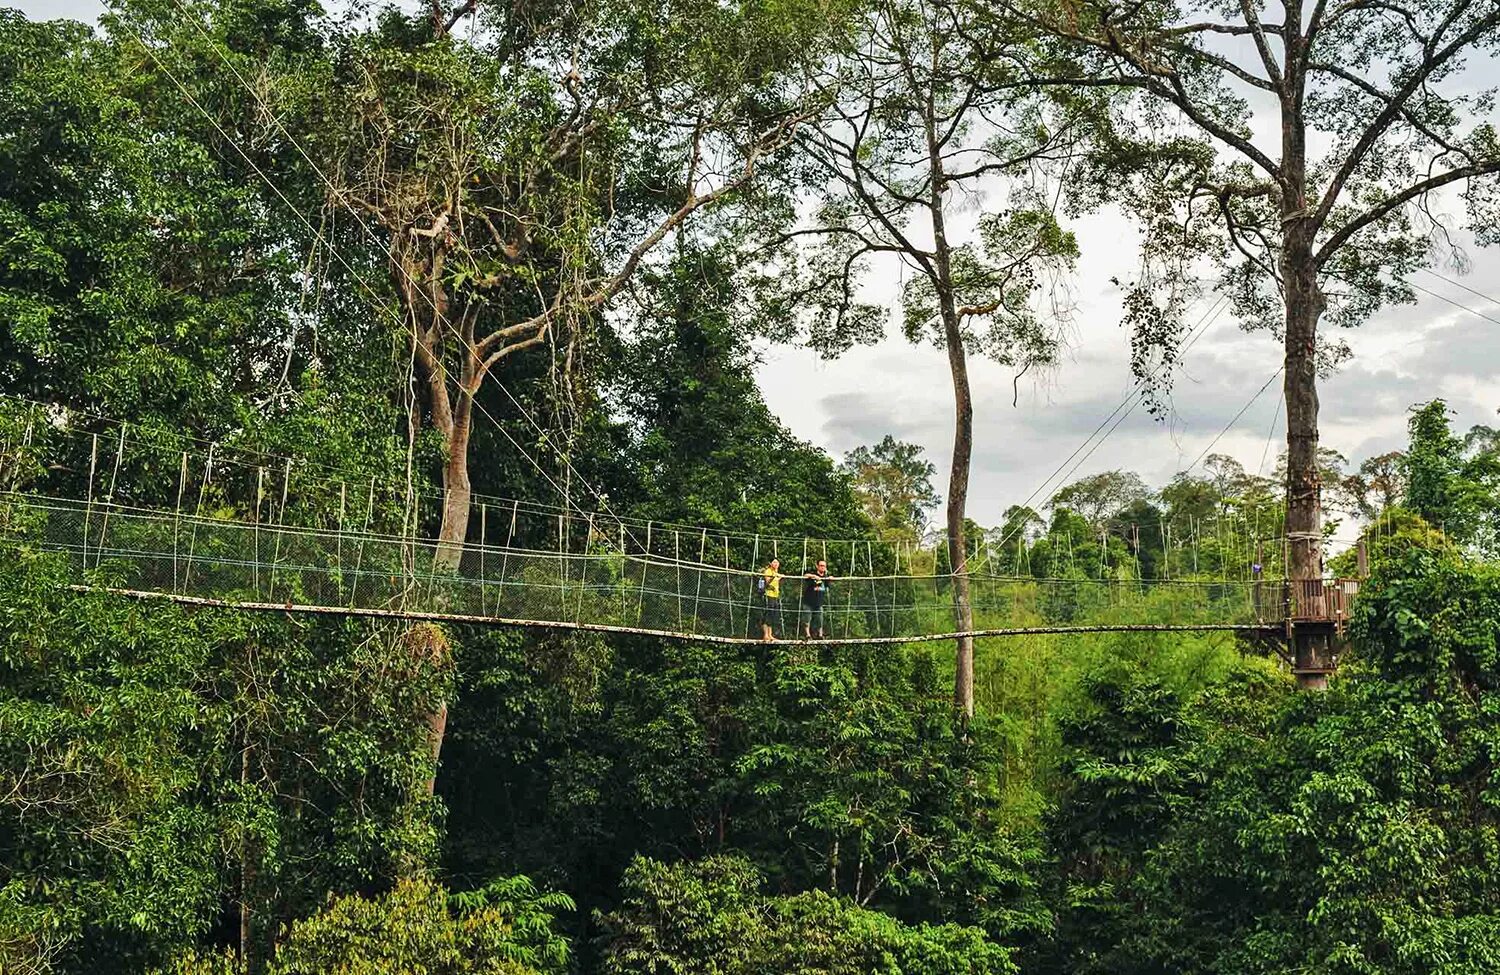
3;495;1291;644
0;402;1320;645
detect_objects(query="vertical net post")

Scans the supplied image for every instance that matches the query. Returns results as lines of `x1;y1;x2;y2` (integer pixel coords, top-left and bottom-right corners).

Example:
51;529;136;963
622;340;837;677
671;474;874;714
866;541;877;639
182;444;213;590
495;500;517;617
744;535;760;640
724;538;734;639
1212;513;1224;582
253;467;265;597
81;433;98;573
691;529;707;632
94;425;126;569
636;522;652;626
479;502;488;616
882;534;894;633
269;458;291;600
336;481;347;600
843;540;856;638
674;530;683;632
1159;520;1169;582
172;451;188;591
559;514;569;620
617;521;628;623
350;478;375;609
576;513;595;624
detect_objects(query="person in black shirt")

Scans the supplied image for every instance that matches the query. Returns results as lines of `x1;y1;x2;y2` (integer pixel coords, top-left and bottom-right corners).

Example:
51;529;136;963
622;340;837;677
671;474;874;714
801;559;831;638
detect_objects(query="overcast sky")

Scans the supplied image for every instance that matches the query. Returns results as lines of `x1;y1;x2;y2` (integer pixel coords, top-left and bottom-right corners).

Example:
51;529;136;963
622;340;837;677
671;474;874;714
16;0;1500;539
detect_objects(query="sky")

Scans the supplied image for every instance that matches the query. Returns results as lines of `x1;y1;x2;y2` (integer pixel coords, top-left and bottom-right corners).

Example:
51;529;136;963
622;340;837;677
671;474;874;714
15;0;1500;537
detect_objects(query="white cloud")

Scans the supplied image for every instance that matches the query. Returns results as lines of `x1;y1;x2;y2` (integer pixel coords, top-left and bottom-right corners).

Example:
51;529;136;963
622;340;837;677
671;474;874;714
758;233;1500;528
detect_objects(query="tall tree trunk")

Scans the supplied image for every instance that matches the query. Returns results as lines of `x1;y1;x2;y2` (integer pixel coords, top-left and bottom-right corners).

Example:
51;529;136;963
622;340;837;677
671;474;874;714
434;408;472;572
1280;17;1333;689
1283;246;1331;687
402;254;470;794
943;315;977;717
239;732;256;972
415;402;468;794
923;89;975;716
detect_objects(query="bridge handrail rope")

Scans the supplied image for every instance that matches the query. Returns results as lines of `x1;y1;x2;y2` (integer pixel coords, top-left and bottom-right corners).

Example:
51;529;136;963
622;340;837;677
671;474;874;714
3;490;1298;587
0;390;844;550
6;409;1298;588
4;494;1285;645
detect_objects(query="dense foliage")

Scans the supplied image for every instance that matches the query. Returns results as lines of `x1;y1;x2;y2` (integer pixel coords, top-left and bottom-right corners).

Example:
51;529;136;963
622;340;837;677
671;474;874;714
3;0;1500;973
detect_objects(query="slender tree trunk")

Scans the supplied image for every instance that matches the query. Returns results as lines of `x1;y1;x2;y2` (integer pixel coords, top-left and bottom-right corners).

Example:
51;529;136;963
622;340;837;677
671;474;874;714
943;317;977;716
921;84;976;716
421;689;449;794
402;253;470;794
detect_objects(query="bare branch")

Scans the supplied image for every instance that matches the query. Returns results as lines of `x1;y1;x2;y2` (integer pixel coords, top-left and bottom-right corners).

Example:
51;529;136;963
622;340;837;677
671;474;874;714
1238;0;1285;87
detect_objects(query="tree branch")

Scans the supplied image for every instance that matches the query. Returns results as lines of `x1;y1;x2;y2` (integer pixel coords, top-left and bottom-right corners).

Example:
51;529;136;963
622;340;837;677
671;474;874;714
1315;159;1500;264
1238;0;1285;87
1314;6;1500;227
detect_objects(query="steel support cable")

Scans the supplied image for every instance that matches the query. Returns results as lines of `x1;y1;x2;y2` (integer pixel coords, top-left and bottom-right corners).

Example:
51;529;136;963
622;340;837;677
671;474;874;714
1181;367;1285;477
989;294;1231;557
1413;269;1500;326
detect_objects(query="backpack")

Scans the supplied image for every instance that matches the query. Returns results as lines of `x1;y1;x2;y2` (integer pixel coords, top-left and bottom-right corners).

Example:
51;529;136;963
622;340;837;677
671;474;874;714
756;573;767;595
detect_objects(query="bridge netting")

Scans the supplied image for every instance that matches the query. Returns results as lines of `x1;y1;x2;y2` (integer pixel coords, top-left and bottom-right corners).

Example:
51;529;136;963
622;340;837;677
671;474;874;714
2;496;1282;642
0;401;1289;642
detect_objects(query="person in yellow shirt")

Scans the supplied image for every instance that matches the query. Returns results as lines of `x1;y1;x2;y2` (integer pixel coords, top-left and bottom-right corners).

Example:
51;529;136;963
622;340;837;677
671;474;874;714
758;558;782;641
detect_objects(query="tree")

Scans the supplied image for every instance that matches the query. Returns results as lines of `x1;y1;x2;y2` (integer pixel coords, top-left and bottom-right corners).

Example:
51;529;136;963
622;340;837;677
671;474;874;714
842;436;942;542
1050;470;1149;527
1117;552;1500;972
0;540;449;973
1038;670;1206;975
783;0;1082;713
142;0;861;790
311;0;844;570
1002;0;1500;684
615;245;868;540
1344;450;1407;519
1403;399;1500;547
0;7;358;446
598;856;1021;975
160;877;572;975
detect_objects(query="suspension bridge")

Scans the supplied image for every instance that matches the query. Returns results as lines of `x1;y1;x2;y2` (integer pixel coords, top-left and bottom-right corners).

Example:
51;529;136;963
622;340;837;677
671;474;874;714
0;406;1357;649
